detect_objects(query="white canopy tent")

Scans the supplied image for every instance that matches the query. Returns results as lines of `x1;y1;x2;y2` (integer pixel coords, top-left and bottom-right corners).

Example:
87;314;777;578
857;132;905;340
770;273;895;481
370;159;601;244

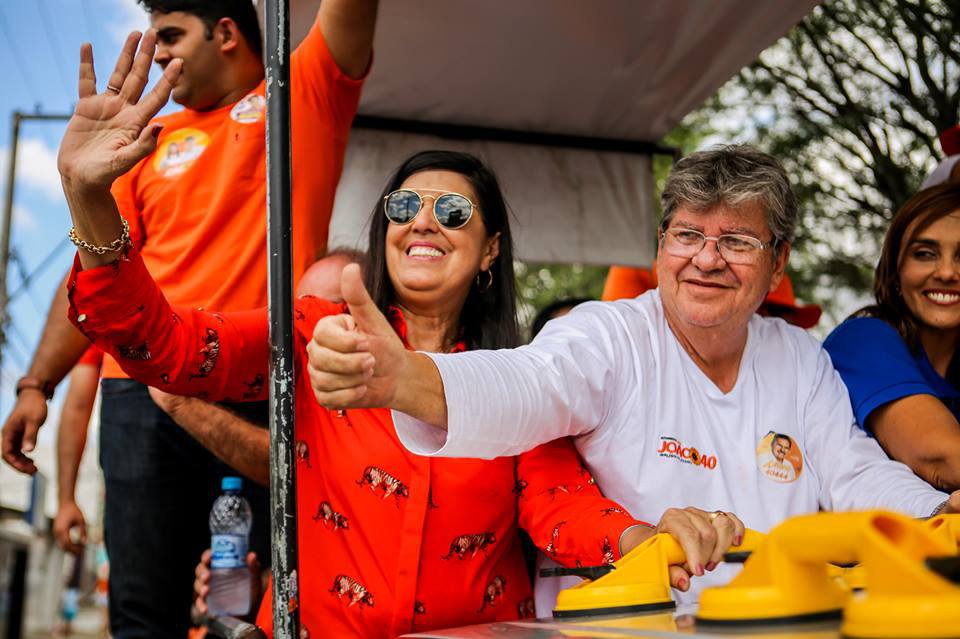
278;0;820;265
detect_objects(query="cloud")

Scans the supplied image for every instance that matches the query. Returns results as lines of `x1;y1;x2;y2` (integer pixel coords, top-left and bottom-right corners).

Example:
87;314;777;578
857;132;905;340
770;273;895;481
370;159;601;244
0;137;62;201
12;204;40;234
105;0;149;43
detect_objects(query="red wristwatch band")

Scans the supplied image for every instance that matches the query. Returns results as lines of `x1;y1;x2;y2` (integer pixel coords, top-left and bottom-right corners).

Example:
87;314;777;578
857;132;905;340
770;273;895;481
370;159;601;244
16;377;54;400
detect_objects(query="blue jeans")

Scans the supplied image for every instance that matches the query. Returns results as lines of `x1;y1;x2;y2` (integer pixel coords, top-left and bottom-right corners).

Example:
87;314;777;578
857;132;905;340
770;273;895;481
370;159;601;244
99;380;271;639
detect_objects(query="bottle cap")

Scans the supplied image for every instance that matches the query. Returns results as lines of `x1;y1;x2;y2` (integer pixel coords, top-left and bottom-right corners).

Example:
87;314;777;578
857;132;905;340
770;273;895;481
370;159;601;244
221;476;242;491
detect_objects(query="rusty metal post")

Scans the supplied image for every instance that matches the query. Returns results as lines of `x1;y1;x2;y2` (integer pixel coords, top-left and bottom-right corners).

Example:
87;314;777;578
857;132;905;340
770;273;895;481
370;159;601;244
264;0;299;637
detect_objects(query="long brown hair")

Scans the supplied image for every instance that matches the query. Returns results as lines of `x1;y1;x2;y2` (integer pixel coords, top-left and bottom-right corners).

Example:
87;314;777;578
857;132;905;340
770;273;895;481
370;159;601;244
856;183;960;370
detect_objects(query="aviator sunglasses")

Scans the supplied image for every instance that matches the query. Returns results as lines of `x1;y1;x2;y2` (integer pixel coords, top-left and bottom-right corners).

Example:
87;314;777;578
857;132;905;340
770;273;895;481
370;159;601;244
383;189;478;229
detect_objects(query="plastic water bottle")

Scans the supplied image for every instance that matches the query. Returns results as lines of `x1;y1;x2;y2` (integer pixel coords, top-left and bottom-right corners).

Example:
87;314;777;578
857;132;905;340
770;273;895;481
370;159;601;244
208;476;254;617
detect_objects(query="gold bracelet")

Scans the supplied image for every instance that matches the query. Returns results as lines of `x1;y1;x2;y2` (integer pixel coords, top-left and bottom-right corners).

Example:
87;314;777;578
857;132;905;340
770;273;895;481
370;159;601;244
68;218;131;255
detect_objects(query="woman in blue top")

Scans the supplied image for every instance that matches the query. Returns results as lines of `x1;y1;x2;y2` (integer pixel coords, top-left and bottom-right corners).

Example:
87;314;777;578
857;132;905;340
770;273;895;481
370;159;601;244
825;183;960;492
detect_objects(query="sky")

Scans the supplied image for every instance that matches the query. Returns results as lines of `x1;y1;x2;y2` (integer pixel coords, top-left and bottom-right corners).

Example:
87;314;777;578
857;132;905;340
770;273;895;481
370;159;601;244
0;0;151;450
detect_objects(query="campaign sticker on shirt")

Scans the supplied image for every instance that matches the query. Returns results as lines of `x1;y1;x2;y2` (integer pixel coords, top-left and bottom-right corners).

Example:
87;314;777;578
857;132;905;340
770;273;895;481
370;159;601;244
153;128;209;178
755;431;802;483
230;93;265;124
657;436;718;470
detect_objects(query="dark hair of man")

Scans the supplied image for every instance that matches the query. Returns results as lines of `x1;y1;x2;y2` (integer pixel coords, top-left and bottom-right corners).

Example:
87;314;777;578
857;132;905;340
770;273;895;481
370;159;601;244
364;150;520;350
138;0;263;58
853;182;960;385
529;298;593;342
321;246;367;268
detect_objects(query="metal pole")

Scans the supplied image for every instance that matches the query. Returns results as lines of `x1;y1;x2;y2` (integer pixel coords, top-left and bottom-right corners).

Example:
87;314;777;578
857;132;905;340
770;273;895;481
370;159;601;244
0;111;70;405
0;112;22;346
264;0;299;637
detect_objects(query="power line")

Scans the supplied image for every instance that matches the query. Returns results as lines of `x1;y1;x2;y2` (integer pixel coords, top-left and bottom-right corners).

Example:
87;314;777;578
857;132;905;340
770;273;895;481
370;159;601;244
9;250;43;317
2;320;28;370
8;237;71;303
35;0;74;105
80;0;103;48
0;7;42;104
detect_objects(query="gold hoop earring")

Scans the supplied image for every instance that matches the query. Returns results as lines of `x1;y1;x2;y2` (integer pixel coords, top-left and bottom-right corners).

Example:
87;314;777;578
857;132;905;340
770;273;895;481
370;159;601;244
476;270;493;292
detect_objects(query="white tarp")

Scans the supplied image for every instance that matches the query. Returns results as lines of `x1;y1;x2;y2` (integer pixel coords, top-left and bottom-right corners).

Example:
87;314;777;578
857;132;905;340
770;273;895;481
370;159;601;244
327;129;656;265
276;0;820;264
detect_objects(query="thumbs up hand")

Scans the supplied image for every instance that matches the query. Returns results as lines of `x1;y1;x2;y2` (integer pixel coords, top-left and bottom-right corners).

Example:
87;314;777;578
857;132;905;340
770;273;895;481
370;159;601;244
307;264;407;410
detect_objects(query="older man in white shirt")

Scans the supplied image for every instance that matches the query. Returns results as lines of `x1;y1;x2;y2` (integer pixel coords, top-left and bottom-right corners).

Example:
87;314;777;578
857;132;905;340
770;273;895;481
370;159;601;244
308;145;959;602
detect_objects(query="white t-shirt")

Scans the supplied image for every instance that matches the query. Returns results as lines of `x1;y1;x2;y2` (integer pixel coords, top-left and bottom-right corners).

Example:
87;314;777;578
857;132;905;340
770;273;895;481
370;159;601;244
394;290;947;604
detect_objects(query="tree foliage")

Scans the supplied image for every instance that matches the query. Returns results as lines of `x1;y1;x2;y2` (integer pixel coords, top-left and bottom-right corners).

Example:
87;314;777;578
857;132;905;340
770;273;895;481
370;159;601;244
713;0;960;310
514;119;714;335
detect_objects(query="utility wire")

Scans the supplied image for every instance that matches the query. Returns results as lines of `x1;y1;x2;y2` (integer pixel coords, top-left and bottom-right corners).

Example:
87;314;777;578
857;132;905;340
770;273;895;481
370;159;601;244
9;250;43;317
8;237;71;303
2;320;28;370
0;7;43;104
80;0;103;49
35;0;75;105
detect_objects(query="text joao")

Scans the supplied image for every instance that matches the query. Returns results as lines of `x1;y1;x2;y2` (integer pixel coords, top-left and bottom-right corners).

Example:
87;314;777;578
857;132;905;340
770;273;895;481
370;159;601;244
657;436;718;470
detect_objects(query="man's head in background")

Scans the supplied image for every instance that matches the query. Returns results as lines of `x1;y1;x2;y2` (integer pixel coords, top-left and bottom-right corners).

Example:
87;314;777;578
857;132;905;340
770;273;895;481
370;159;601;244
138;0;263;110
529;298;594;341
297;247;367;301
921;125;960;190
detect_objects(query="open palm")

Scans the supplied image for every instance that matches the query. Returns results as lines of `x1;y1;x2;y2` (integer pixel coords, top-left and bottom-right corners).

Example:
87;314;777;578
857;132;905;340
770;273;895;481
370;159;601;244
58;30;182;190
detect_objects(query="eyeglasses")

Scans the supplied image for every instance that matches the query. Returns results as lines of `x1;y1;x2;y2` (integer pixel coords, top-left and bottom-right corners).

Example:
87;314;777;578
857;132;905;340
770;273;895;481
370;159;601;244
660;227;776;265
383;189;478;229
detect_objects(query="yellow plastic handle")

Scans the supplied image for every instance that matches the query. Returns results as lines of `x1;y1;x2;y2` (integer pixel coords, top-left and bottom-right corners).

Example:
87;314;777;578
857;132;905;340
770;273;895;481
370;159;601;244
655;527;764;565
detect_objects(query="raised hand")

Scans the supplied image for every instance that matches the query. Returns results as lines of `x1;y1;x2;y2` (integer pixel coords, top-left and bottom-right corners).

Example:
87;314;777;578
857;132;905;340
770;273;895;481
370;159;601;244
307;264;408;409
58;30;182;191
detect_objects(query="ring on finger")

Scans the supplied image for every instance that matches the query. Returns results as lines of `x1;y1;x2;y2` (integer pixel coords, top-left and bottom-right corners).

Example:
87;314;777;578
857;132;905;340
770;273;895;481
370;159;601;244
106;84;121;94
709;510;727;522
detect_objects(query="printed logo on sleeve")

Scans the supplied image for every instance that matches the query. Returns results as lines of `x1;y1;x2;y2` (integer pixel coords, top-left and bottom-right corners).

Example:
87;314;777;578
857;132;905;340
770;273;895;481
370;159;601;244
756;431;803;483
230;93;265;124
153;128;209;178
657;436;718;470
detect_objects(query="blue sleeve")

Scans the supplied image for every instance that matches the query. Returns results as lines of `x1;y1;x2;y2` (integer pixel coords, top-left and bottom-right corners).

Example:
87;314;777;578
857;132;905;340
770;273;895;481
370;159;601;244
823;318;934;430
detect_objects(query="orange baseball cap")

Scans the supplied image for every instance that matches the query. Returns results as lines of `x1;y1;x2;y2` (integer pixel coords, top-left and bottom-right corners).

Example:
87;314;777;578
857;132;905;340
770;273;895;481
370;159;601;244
763;275;822;329
603;264;822;329
940;125;960;157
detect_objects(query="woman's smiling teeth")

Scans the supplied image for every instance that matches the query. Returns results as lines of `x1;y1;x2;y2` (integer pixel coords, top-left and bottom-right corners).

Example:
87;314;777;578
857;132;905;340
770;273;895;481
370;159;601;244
925;290;960;304
408;245;444;258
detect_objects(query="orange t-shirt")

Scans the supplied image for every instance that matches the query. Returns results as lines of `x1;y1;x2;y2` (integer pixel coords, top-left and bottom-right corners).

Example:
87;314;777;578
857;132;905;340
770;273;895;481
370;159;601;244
103;15;364;378
601;265;657;301
68;249;646;639
76;345;103;369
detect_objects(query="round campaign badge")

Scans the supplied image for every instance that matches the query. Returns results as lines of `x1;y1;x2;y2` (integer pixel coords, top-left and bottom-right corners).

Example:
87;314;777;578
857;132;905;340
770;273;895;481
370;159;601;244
153;128;209;178
230;93;265;124
755;431;802;483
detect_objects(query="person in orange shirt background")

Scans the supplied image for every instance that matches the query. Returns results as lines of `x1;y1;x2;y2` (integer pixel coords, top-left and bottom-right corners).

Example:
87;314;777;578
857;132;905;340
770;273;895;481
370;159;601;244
52;346;103;557
1;1;377;636
602;263;822;329
921;125;960;189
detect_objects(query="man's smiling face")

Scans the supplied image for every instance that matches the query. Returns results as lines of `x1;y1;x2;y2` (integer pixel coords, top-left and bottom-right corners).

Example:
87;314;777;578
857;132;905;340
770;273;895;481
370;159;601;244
657;202;788;332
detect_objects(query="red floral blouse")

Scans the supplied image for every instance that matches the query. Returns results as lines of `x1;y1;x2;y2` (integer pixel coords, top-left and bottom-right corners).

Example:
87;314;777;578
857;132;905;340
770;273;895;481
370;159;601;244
67;249;645;638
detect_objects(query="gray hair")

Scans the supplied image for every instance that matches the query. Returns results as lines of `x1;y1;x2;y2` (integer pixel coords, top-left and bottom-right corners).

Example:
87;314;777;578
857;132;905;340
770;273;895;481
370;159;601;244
660;145;797;248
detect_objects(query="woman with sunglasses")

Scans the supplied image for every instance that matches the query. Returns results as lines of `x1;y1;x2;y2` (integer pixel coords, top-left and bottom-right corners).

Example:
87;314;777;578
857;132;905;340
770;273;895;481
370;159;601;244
56;35;651;638
825;183;960;492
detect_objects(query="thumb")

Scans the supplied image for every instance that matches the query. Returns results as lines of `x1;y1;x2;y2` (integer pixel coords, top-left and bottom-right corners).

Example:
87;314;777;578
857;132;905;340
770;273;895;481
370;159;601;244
22;420;40;453
116;123;162;171
341;263;392;337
